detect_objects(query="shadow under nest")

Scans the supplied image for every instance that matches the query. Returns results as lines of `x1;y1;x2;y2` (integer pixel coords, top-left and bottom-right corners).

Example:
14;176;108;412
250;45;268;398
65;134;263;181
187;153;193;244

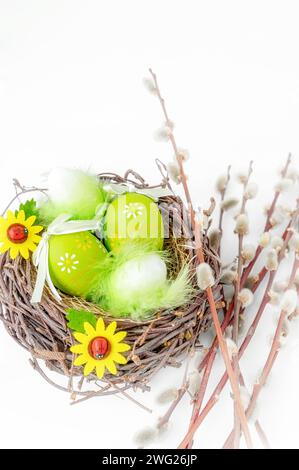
0;173;222;397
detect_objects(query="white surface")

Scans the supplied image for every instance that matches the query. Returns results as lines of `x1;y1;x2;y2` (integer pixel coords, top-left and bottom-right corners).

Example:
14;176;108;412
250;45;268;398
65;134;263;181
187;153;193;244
0;0;299;449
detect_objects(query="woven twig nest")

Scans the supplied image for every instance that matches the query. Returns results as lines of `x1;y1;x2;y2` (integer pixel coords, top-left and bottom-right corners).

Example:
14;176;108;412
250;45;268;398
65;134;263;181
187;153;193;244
0;171;221;395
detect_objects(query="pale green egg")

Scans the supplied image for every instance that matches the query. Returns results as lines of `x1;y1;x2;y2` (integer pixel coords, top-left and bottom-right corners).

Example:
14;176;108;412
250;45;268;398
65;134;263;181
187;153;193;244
48;231;108;297
104;193;164;254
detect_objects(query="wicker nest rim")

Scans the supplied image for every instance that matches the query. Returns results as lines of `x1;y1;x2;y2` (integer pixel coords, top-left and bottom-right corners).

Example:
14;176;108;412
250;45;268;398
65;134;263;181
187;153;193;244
0;172;221;393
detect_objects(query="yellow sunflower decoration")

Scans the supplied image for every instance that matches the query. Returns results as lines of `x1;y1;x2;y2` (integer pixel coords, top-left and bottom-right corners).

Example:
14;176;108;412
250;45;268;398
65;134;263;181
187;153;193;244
0;210;43;260
70;318;130;379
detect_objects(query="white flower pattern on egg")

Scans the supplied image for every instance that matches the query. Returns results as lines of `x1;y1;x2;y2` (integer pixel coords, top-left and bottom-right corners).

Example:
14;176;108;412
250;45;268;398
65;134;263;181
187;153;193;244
74;234;93;251
123;203;144;219
57;253;79;273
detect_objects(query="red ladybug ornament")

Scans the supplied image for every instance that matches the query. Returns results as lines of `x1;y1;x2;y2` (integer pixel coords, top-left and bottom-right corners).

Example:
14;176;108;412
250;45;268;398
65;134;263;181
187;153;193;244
7;224;28;244
89;337;109;360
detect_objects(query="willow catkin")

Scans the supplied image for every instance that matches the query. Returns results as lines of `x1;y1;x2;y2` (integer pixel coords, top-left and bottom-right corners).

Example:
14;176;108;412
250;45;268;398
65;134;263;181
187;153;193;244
143;77;157;94
216;174;228;193
273;280;288;293
167;161;180;184
225;338;238;360
238;288;254;307
266;249;278;271
270;209;285;227
188;370;203;396
286;166;299;183
275;178;293;193
281;318;290;337
156;388;178;405
281;289;298;314
134;427;158;447
241;244;256;264
268;289;280;305
234;214;249;236
220;269;237;284
260;232;271;247
154;125;172;142
271;236;284;252
209;228;221;251
177;148;190;162
244;275;259;290
244;182;258;199
224;284;235;302
221;198;239;211
289;232;299;252
237;172;248;184
196;263;215;290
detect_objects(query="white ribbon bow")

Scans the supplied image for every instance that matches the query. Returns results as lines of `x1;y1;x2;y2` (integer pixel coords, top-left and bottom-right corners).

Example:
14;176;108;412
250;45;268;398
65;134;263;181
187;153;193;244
31;214;102;304
31;184;171;304
103;182;172;200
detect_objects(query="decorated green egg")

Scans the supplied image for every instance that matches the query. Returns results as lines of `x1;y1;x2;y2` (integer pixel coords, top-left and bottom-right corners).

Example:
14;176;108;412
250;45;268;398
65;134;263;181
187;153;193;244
104;193;164;254
48;231;108;297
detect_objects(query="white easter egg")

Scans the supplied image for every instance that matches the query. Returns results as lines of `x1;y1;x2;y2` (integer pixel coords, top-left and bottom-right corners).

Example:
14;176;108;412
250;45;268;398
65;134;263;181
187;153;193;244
111;253;167;296
46;167;106;220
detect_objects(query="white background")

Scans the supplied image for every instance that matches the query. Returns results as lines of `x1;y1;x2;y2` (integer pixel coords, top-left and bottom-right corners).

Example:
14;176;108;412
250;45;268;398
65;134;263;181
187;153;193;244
0;0;299;449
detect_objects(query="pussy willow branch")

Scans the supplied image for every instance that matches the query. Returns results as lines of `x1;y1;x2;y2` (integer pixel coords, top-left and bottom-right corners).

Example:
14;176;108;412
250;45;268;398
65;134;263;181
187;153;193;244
218;165;231;255
178;207;298;448
157;358;191;429
217;367;267;450
245;255;299;417
232;160;253;448
184;165;270;448
265;153;292;232
188;220;253;448
223;252;299;448
149;69;194;215
198;222;291;377
233;161;253;340
198;153;292;373
241;153;292;286
149;68;253;448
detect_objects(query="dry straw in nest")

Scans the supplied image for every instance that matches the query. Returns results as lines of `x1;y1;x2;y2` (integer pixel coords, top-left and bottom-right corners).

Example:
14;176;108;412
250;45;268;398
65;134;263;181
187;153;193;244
0;171;221;398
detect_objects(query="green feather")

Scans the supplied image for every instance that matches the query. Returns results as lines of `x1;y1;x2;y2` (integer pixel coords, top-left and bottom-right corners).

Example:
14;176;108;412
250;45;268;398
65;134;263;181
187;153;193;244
88;244;195;321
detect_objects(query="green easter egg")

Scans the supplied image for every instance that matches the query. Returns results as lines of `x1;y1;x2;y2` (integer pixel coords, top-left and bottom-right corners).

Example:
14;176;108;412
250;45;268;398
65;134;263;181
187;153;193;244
104;193;164;254
48;231;108;297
